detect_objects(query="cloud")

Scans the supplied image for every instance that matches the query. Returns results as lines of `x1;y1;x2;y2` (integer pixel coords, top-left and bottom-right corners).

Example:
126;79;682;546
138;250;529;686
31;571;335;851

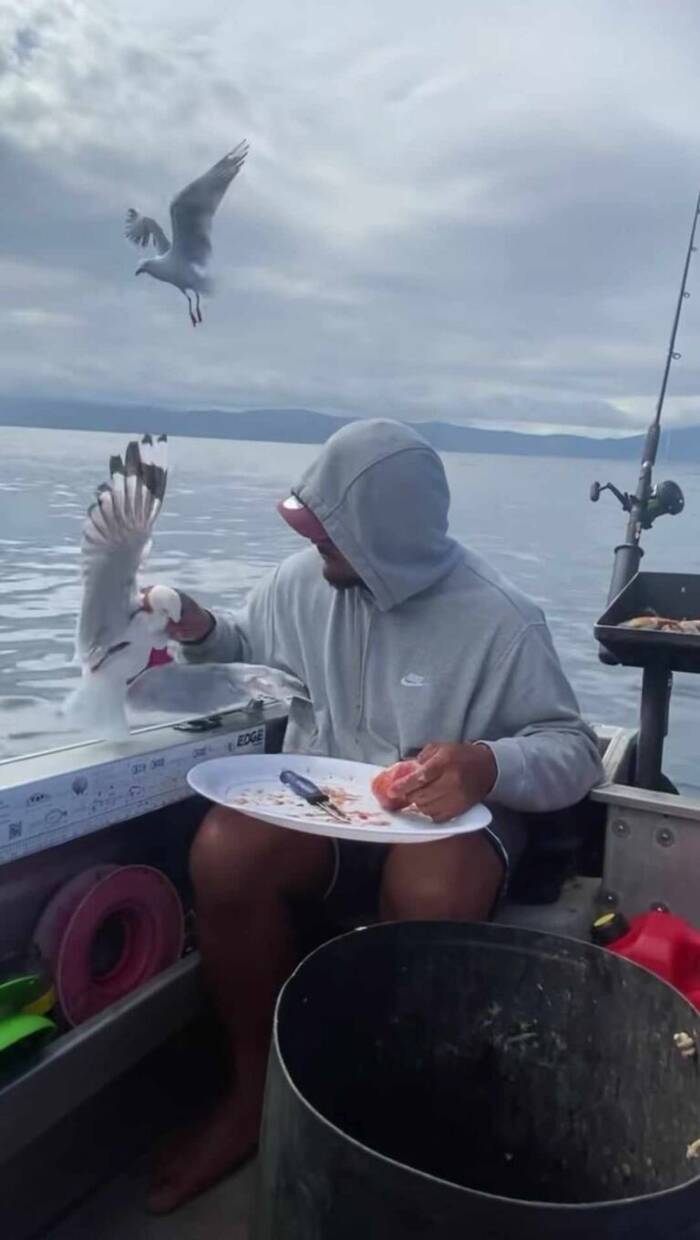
6;307;80;326
3;0;700;432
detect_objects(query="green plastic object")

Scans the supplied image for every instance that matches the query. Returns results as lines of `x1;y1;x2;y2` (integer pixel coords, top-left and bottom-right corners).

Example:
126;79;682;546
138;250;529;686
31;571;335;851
0;1012;55;1055
0;975;47;1021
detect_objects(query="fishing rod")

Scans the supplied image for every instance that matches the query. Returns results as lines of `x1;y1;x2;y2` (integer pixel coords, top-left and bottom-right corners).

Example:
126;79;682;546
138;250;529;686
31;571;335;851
591;192;700;631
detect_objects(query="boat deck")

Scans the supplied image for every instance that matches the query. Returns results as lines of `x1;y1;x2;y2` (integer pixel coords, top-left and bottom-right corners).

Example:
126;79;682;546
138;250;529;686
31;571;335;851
7;723;700;1236
40;880;600;1240
45;1159;254;1239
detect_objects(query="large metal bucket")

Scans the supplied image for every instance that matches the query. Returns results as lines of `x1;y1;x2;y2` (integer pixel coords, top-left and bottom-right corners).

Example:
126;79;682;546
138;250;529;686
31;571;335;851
254;922;700;1239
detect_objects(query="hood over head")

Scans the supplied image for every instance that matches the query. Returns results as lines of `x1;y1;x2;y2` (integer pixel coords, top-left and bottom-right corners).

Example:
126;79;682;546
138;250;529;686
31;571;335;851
292;419;462;611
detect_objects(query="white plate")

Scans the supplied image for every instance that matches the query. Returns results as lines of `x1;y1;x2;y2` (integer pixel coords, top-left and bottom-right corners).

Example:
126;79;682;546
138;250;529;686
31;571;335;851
186;753;492;844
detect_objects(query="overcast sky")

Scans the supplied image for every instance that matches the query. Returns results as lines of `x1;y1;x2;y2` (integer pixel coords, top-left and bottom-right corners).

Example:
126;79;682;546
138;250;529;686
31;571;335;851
3;0;700;434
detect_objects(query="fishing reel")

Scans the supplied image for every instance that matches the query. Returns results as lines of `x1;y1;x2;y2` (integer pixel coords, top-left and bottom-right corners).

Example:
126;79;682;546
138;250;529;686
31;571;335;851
590;478;684;529
645;479;685;525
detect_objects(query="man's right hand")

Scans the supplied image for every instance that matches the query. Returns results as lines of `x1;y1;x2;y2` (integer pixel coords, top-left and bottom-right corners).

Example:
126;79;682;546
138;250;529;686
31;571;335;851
142;587;215;644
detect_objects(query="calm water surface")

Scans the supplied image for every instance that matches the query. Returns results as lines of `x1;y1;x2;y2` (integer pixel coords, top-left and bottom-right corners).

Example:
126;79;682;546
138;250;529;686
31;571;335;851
1;427;699;787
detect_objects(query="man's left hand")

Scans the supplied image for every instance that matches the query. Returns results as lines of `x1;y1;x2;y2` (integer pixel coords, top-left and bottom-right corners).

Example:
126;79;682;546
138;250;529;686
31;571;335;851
393;742;497;824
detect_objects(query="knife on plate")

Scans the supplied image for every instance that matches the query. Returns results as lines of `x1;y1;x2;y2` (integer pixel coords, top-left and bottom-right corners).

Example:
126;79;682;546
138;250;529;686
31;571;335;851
279;770;350;823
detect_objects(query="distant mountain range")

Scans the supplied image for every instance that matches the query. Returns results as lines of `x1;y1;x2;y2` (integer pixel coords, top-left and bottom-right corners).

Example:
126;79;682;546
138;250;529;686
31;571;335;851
1;396;698;460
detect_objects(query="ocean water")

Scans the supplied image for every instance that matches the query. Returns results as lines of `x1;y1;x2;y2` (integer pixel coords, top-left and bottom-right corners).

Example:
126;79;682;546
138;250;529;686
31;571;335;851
1;426;699;787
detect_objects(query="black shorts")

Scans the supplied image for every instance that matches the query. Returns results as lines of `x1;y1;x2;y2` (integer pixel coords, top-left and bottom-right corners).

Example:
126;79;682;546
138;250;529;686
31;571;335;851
322;807;528;925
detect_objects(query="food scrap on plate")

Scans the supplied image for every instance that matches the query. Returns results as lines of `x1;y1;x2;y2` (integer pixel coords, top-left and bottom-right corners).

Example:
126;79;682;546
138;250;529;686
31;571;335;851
229;780;392;827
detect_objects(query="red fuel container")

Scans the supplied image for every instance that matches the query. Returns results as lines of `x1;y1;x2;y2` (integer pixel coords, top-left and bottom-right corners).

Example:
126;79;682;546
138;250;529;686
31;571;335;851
592;909;700;1009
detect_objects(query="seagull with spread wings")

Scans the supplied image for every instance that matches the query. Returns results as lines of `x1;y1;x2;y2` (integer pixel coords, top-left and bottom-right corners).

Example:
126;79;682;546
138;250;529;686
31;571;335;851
64;435;181;738
63;431;310;741
125;141;249;326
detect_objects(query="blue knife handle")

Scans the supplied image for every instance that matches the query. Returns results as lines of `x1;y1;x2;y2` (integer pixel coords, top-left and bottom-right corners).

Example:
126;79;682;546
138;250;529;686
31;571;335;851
280;769;325;804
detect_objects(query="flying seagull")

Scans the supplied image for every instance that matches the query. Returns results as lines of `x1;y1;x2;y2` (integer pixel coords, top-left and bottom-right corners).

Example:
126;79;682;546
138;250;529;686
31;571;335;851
64;435;181;738
125;140;249;326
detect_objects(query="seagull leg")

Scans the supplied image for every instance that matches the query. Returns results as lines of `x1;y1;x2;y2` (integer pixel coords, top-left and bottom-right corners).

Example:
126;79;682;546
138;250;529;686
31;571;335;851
195;292;203;324
181;289;197;327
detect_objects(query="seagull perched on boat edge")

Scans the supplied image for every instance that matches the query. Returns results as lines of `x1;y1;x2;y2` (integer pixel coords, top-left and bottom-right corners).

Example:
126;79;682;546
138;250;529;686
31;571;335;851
125;140;249;326
63;435;181;739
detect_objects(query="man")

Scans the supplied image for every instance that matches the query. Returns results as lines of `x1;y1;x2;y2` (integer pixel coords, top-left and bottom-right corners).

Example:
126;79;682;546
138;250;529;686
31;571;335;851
148;418;603;1212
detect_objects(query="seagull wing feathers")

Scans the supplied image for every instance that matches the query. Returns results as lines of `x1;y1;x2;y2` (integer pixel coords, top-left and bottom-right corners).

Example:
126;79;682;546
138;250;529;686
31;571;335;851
125;209;170;255
77;435;168;669
169;140;249;267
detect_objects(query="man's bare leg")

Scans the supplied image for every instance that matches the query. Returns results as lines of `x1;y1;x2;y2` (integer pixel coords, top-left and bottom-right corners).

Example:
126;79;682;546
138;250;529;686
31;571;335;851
380;828;505;922
148;806;332;1214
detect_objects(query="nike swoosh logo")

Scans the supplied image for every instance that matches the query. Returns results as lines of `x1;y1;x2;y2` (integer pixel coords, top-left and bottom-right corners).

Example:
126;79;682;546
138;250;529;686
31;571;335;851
401;673;427;687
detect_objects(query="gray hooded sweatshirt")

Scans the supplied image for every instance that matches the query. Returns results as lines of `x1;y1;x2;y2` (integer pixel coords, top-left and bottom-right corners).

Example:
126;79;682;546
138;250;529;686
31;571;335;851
181;420;603;812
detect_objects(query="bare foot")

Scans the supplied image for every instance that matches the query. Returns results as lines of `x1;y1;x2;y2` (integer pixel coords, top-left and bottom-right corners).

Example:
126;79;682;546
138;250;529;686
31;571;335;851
148;1087;261;1215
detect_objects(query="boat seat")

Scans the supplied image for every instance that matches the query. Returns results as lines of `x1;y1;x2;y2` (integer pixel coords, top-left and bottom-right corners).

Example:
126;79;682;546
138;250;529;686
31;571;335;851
506;725;635;907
